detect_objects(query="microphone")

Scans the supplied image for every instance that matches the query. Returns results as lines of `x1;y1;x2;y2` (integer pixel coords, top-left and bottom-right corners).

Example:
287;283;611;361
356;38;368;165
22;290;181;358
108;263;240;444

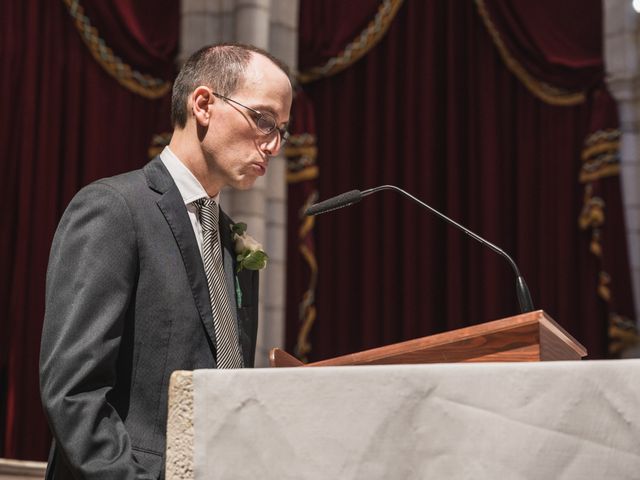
305;185;535;314
305;190;364;216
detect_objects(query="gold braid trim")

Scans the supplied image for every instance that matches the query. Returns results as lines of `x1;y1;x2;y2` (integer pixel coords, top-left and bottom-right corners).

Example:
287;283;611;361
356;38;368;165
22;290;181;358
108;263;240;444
296;241;318;360
299;215;315;240
578;129;621;263
298;0;405;84
579;191;636;355
287;166;319;184
474;0;585;106
578;185;607;295
609;313;640;356
286;134;319;184
580;164;620;184
579;129;621;183
578;186;605;231
285;133;320;360
579;184;606;257
62;0;172;99
148;132;172;158
284;145;319;159
582;141;620;161
598;271;612;302
576;130;636;356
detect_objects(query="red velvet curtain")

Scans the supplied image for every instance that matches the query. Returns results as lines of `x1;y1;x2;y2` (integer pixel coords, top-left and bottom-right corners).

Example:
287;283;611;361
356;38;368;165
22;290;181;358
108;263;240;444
0;0;178;460
288;0;635;362
482;0;604;89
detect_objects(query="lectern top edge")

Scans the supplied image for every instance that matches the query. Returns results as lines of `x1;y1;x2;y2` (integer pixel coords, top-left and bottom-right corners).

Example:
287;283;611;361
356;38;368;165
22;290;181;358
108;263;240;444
269;310;587;367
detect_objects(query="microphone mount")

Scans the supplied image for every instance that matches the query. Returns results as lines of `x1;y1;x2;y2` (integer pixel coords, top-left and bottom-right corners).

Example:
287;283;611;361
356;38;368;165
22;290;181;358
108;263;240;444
306;184;535;314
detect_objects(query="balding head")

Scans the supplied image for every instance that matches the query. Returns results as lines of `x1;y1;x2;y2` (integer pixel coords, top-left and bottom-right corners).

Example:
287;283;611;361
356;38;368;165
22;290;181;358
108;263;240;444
171;43;291;128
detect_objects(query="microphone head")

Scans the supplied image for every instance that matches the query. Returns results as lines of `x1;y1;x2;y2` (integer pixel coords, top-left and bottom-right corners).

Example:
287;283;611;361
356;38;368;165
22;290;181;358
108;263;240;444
305;190;363;216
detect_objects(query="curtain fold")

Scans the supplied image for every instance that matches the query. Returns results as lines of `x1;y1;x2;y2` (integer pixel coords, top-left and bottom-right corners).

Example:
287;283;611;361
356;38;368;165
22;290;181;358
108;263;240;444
76;0;178;74
298;0;404;83
478;0;603;92
0;0;177;460
61;0;177;98
298;0;382;71
289;0;635;364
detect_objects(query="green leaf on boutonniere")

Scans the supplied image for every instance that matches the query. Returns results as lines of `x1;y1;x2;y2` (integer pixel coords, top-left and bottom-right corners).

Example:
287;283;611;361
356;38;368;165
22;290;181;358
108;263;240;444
232;222;268;273
237;250;268;272
231;222;247;236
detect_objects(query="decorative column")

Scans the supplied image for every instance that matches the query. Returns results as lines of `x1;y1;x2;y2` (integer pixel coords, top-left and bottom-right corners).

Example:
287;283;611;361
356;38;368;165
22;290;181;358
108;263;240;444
604;0;640;331
180;0;299;366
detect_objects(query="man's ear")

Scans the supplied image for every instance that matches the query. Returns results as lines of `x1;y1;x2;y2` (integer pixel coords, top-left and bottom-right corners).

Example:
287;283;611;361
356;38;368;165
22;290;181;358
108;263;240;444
191;86;212;126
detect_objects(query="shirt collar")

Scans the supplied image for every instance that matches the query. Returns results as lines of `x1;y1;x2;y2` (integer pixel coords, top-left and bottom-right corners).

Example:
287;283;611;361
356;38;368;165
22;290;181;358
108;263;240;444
160;146;220;205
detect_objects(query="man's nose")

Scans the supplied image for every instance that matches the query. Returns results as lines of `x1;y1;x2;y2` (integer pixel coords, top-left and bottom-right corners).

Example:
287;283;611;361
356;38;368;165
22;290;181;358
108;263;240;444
260;131;282;157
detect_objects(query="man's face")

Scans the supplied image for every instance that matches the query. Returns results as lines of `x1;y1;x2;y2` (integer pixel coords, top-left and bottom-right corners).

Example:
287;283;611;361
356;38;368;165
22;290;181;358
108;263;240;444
202;54;293;191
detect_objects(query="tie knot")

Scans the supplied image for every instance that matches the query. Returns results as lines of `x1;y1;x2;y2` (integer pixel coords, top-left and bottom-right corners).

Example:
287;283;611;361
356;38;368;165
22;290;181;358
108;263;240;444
194;198;219;231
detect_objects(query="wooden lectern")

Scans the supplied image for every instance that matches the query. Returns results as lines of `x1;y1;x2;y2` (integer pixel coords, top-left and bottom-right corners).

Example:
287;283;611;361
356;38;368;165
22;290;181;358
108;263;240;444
270;310;587;367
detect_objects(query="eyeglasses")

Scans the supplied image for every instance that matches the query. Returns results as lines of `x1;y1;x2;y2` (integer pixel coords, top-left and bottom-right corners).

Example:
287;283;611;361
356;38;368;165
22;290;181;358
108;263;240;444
212;92;289;145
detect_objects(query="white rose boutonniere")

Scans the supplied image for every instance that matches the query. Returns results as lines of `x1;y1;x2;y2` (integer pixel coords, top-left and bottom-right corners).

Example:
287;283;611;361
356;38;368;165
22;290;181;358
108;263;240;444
231;222;269;273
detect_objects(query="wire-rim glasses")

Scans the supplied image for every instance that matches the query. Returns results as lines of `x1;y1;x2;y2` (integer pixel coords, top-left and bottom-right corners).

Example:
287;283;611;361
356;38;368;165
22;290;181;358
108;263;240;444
212;92;289;145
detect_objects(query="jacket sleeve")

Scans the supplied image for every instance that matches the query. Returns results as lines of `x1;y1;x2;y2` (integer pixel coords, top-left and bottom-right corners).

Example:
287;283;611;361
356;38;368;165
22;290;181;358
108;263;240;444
40;182;155;479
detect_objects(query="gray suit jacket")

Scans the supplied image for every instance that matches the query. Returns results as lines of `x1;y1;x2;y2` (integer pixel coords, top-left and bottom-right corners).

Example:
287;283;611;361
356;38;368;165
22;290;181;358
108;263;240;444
40;157;259;479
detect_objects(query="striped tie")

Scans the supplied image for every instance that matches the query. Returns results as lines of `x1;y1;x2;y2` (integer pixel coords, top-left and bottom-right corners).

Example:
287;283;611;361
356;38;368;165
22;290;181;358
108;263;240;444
194;198;244;369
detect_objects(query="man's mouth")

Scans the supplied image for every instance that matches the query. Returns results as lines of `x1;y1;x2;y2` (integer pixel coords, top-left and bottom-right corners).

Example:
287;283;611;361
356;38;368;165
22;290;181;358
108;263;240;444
252;162;267;175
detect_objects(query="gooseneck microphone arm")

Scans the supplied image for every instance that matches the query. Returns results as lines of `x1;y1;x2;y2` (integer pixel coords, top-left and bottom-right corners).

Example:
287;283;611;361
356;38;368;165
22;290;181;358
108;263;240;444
305;184;535;314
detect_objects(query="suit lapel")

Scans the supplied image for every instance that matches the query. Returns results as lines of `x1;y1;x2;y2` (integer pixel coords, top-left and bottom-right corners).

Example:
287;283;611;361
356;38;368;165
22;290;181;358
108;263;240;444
143;158;218;353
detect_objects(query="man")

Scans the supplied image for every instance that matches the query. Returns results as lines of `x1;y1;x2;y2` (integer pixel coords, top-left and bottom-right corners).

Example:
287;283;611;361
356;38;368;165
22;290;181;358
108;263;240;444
40;43;293;479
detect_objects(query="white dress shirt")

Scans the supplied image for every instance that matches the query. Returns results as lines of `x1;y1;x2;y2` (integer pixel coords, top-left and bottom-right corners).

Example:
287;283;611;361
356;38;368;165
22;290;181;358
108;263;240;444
160;146;221;258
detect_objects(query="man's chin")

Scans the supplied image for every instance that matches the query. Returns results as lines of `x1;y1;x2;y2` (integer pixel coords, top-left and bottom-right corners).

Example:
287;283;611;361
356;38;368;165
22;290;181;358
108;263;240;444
231;176;259;191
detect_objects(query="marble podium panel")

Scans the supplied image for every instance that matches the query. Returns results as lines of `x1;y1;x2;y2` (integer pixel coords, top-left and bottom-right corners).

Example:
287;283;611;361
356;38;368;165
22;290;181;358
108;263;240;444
167;360;640;479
